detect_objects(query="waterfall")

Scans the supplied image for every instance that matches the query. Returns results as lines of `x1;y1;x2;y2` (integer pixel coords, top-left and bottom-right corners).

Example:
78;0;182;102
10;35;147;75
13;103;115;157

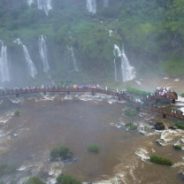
39;35;50;73
27;0;34;6
37;0;52;16
0;41;10;82
113;44;121;82
27;0;52;15
113;58;118;81
103;0;109;7
68;46;79;72
113;44;136;82
86;0;97;14
113;44;122;57
121;48;136;82
14;38;37;78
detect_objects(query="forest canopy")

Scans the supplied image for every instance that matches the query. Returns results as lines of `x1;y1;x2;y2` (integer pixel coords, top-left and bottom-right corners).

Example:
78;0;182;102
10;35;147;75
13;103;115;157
0;0;183;77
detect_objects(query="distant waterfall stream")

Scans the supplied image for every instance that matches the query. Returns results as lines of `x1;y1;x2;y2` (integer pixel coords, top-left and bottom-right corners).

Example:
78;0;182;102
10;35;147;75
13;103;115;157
113;44;136;82
14;38;37;78
39;35;50;73
27;0;34;6
0;41;10;82
27;0;52;15
86;0;97;14
68;46;79;72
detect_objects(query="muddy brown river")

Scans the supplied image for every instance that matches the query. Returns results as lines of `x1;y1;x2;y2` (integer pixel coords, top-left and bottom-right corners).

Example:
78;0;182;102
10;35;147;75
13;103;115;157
0;95;183;183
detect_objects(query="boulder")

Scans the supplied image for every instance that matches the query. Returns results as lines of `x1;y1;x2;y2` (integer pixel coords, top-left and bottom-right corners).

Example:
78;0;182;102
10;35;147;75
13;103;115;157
154;122;165;130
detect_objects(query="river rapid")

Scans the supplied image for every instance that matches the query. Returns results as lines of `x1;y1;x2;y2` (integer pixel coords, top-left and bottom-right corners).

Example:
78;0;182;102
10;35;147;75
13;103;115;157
0;91;183;184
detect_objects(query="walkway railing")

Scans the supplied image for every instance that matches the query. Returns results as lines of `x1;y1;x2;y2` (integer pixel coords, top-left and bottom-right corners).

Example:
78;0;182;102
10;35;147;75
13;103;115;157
0;86;183;120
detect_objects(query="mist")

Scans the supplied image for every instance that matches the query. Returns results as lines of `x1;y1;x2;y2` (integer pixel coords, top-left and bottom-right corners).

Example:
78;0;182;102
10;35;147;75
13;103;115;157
0;1;184;184
0;0;183;89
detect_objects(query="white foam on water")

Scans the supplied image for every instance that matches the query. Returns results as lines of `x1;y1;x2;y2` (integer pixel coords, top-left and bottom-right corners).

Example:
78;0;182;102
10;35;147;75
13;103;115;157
174;78;180;82
9;98;24;104
0;112;14;124
179;107;184;114
135;148;150;161
63;95;73;101
135;80;142;86
34;95;56;102
177;96;184;102
161;130;184;143
17;165;28;171
163;77;169;80
172;162;184;168
107;99;118;104
47;178;56;184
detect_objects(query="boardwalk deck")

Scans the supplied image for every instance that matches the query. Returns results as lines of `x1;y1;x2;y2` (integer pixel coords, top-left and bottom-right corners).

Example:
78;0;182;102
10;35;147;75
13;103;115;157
0;86;183;120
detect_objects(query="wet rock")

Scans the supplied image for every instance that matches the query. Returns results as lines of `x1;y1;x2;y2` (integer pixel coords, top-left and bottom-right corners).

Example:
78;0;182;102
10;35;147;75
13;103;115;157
154;122;165;130
169;126;176;130
178;171;184;181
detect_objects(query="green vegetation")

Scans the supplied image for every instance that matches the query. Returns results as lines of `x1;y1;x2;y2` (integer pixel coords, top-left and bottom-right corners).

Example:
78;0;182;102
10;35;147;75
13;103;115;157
57;174;81;184
150;155;173;166
50;145;73;161
0;0;183;78
161;59;184;77
175;123;184;130
181;93;184;97
0;164;15;177
174;120;184;130
126;87;150;97
173;145;182;151
125;122;137;130
25;177;45;184
87;144;100;154
14;110;20;117
124;108;139;117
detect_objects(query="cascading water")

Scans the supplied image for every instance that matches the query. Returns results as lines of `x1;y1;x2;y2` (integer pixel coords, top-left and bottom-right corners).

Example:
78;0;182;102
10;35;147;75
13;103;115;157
14;38;37;78
39;35;50;73
27;0;34;6
113;44;121;82
27;0;52;16
121;47;136;82
86;0;97;14
103;0;109;7
37;0;52;16
0;41;10;82
68;46;79;72
113;58;118;81
113;44;136;82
